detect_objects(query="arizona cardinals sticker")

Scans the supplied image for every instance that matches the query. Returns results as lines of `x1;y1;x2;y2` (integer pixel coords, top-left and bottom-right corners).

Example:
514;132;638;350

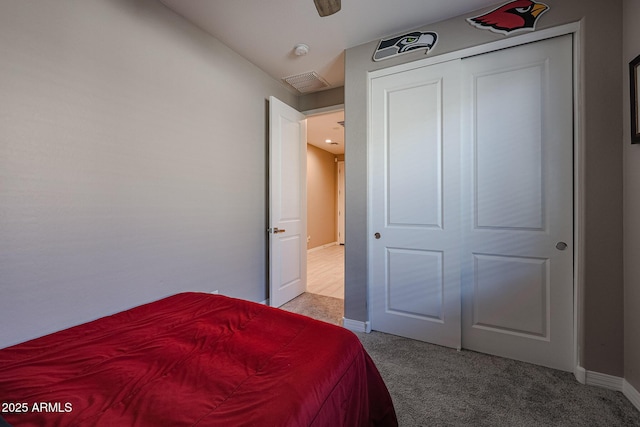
467;0;549;35
373;31;438;61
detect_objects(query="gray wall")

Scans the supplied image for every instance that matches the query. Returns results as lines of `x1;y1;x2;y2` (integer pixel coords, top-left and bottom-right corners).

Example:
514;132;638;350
0;0;296;348
299;86;345;112
623;0;640;393
344;0;625;376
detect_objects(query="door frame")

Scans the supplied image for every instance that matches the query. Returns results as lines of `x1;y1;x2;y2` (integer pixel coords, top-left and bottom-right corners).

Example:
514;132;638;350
268;100;344;308
337;160;345;245
267;102;344;307
366;22;584;378
301;104;346;248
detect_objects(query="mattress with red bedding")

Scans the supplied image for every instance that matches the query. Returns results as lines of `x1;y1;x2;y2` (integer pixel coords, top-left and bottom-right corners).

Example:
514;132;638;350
0;292;397;427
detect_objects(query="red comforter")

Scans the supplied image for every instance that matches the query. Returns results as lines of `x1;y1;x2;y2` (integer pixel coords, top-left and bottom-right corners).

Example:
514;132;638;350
0;293;397;427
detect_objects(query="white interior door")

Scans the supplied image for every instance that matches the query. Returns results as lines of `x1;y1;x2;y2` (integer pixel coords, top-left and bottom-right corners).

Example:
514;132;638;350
269;96;307;308
460;35;574;371
370;60;462;349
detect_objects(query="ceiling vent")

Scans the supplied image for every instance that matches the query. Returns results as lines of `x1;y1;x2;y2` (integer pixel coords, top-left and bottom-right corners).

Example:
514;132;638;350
282;71;329;93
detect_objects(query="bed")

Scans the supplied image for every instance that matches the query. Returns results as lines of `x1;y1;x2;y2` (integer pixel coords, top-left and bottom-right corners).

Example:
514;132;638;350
0;292;397;426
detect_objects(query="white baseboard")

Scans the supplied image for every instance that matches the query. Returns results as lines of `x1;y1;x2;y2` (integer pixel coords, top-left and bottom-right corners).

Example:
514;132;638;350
585;370;624;391
624;380;640;412
575;365;640;412
307;242;338;253
574;365;586;384
342;318;371;333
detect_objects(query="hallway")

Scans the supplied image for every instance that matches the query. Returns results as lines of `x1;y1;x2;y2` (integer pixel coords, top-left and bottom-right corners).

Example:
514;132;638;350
306;244;344;299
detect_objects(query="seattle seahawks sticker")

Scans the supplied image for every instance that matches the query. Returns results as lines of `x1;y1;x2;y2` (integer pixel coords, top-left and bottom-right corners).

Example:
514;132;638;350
373;31;438;61
467;0;549;35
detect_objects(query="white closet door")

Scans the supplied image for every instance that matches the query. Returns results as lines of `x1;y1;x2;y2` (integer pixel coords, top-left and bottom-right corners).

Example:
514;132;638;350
370;60;462;349
460;35;574;371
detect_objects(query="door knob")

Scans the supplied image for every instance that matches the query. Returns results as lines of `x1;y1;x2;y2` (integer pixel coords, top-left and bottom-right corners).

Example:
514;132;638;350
556;241;567;251
374;232;381;239
268;227;286;234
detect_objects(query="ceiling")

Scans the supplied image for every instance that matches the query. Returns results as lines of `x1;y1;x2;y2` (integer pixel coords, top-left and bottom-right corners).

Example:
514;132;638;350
158;0;500;94
306;110;345;155
158;0;501;156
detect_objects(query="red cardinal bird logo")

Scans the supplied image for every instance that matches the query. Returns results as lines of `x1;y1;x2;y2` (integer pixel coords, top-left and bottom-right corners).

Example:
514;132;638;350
467;0;549;35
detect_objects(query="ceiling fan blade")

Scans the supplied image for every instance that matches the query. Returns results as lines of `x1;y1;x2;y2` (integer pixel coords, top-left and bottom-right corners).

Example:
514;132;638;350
313;0;341;17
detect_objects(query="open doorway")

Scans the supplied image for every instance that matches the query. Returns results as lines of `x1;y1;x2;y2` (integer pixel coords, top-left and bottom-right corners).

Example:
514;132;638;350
305;109;344;301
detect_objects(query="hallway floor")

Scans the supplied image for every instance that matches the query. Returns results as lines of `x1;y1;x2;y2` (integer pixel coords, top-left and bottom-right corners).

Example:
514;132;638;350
306;244;344;299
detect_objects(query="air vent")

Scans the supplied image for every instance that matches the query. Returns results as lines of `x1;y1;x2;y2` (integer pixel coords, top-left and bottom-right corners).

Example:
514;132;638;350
282;71;330;93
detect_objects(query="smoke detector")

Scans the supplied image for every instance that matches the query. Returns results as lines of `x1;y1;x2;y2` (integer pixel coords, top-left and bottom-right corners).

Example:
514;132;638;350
293;44;309;56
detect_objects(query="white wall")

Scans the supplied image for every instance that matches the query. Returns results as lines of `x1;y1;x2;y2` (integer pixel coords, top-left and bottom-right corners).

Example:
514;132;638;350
0;0;296;348
623;0;640;393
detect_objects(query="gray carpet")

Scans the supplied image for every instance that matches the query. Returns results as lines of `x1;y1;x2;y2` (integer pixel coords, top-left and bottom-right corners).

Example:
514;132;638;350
281;293;640;427
280;292;344;325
